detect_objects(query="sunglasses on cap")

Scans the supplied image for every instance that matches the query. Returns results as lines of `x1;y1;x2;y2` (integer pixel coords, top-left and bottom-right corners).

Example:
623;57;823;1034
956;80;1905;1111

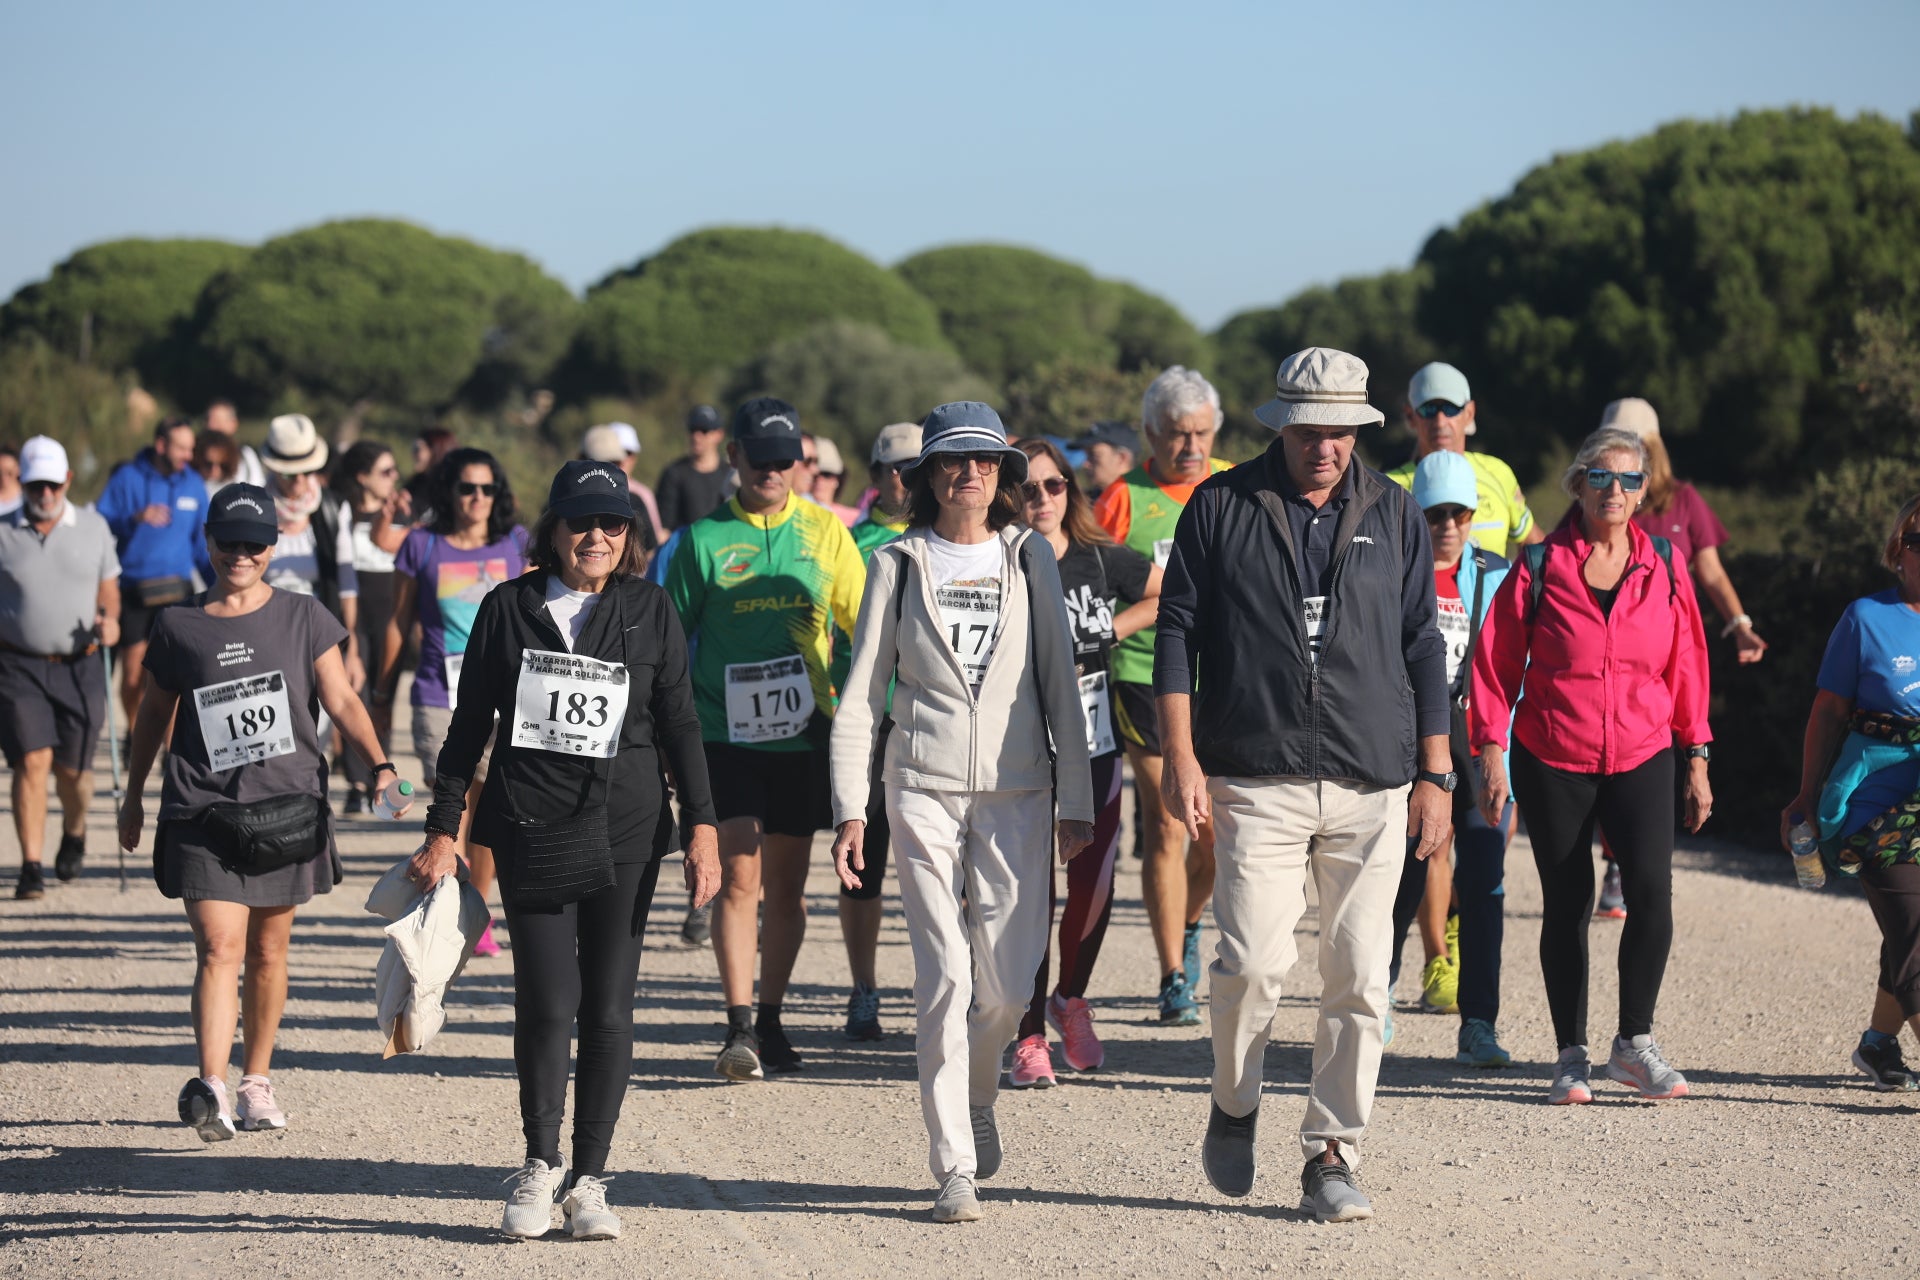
456;481;499;497
1021;476;1068;501
1585;467;1646;492
1424;504;1473;525
933;452;1002;475
215;539;270;556
564;513;630;536
1415;400;1466;419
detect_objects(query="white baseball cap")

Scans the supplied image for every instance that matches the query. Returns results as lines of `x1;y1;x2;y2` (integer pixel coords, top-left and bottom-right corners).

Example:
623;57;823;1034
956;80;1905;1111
609;422;642;456
19;436;69;485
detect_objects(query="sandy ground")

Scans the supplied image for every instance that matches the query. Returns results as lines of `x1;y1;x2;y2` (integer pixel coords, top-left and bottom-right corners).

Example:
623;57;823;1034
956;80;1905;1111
3;719;1918;1278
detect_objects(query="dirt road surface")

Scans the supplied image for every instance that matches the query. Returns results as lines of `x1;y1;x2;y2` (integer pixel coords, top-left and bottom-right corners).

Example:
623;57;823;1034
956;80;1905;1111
3;730;1916;1277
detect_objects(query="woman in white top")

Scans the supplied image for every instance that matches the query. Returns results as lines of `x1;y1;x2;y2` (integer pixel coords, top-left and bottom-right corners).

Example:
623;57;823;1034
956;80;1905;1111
830;401;1094;1224
333;441;402;812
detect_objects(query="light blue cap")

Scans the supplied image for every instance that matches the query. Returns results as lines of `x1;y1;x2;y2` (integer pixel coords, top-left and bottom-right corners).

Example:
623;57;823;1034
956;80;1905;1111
1413;450;1478;511
1407;362;1471;410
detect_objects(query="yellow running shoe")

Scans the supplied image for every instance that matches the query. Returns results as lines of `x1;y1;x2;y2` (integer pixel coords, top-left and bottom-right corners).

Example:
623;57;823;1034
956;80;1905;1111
1421;954;1459;1014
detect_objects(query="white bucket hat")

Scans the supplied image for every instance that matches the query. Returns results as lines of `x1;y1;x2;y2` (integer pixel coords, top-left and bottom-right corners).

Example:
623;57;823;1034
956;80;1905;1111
1253;348;1386;431
262;414;329;474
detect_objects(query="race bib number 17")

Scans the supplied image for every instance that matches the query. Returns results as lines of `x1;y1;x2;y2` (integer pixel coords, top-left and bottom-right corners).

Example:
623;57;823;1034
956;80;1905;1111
194;670;296;772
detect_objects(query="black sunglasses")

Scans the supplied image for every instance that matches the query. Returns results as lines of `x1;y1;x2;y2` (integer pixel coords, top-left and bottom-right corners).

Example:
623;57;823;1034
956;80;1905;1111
1415;400;1466;419
215;539;270;556
1424;504;1473;525
1900;532;1920;552
565;514;630;536
456;482;499;497
1022;476;1069;501
1585;467;1646;492
23;480;62;493
748;457;796;472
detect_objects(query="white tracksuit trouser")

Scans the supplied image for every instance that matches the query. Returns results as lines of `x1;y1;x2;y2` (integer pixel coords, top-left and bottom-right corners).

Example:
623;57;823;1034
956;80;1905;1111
1207;775;1407;1171
887;784;1054;1183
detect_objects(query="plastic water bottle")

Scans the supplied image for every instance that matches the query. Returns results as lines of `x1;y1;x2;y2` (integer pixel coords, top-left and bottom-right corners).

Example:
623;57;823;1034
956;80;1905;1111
371;779;416;821
1787;812;1826;890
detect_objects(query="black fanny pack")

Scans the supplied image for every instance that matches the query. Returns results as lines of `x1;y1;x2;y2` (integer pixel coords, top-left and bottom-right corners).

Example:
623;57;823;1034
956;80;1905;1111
202;793;329;872
130;575;192;609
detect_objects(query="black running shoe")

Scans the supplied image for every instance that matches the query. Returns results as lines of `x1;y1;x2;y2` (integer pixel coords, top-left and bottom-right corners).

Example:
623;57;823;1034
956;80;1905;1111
714;1026;763;1082
343;788;368;817
1852;1038;1920;1092
54;833;86;881
15;861;45;900
757;1020;804;1073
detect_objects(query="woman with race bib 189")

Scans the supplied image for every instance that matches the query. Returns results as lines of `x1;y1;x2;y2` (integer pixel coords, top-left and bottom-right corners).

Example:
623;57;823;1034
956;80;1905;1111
406;460;720;1241
117;483;410;1143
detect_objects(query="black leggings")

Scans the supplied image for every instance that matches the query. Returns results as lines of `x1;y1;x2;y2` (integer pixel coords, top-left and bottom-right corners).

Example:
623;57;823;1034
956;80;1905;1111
1510;743;1675;1049
501;857;663;1176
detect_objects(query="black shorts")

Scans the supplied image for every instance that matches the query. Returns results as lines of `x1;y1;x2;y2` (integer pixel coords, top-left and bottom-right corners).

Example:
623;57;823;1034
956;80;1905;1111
842;720;892;901
703;741;830;838
1114;680;1161;756
0;649;108;772
117;598;166;650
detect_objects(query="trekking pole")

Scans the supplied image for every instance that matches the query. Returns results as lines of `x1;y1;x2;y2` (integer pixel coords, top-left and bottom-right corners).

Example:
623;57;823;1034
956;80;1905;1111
101;639;126;893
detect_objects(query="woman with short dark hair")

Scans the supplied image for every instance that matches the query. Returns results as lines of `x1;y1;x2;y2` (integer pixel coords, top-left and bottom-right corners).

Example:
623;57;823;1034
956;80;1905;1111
408;459;719;1241
830;402;1094;1222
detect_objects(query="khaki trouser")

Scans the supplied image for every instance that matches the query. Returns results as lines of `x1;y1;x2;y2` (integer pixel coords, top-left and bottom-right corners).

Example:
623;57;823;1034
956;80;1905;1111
1207;775;1408;1171
889;784;1055;1183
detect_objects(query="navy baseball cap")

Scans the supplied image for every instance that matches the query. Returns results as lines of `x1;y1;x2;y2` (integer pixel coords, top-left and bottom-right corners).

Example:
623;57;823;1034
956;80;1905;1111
1074;420;1139;455
731;397;806;467
547;460;634;520
205;484;279;547
687;404;722;433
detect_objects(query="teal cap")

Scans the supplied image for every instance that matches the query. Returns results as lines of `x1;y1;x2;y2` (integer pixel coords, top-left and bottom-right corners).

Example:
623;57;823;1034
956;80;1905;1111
1413;450;1478;511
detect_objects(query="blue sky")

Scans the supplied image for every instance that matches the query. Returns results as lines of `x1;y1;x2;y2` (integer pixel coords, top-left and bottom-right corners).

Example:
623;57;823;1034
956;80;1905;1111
2;1;1915;329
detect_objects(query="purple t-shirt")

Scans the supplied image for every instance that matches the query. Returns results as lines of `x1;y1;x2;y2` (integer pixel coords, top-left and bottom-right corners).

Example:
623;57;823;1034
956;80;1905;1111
1633;481;1726;567
395;526;528;707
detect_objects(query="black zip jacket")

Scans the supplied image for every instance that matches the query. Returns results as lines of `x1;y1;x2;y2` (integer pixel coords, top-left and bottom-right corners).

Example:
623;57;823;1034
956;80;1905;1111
424;570;715;862
1153;444;1448;787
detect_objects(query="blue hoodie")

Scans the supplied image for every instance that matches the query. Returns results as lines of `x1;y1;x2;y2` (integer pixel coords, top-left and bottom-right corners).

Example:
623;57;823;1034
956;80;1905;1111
95;451;213;583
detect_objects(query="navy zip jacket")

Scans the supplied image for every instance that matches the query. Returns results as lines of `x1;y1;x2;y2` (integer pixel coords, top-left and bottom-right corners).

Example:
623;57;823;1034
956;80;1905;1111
1153;443;1448;787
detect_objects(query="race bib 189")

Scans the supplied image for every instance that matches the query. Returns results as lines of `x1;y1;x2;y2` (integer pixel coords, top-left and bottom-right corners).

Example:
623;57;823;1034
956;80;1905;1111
725;655;812;744
1079;670;1116;757
510;650;629;758
194;670;296;772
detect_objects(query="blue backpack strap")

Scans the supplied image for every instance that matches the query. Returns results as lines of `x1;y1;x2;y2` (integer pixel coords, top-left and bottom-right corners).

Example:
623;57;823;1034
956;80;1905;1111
1523;541;1549;624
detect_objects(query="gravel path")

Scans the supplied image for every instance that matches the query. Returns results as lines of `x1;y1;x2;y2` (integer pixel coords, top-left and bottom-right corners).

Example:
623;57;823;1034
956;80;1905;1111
2;732;1916;1277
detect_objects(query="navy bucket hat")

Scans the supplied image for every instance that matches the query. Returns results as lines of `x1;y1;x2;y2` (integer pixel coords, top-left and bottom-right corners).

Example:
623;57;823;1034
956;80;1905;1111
904;402;1028;483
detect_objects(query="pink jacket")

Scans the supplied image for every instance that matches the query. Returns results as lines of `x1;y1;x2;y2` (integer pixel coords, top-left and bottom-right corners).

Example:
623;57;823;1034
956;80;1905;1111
1470;521;1711;774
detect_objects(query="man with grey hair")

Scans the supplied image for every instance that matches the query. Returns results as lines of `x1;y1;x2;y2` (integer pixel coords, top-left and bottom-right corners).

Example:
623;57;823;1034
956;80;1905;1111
0;438;121;898
1156;348;1452;1222
1093;365;1231;1027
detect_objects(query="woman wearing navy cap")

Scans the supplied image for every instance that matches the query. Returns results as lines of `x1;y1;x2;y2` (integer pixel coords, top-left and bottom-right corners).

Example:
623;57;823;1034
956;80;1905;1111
407;460;720;1241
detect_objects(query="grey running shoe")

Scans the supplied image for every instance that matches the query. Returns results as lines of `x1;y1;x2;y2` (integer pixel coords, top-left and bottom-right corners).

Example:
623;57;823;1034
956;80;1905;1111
1607;1034;1690;1099
562;1174;621;1241
1202;1100;1257;1197
844;983;883;1041
970;1106;1002;1179
680;901;712;947
1595;862;1627;918
1548;1046;1593;1105
1300;1142;1373;1223
500;1157;567;1238
714;1026;764;1082
933;1173;982;1223
1852;1037;1920;1092
1456;1018;1513;1068
177;1076;236;1142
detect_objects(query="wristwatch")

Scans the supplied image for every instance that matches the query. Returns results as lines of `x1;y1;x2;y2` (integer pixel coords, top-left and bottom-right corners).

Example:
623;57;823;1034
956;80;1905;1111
372;761;399;776
1416;769;1458;792
1684;744;1711;761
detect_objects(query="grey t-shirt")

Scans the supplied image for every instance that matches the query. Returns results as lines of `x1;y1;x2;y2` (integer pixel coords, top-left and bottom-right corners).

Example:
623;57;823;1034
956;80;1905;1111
143;590;347;820
0;502;121;654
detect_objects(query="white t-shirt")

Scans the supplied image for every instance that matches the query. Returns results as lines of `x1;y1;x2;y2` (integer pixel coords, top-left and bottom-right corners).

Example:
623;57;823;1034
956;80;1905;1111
926;532;1003;695
544;577;602;652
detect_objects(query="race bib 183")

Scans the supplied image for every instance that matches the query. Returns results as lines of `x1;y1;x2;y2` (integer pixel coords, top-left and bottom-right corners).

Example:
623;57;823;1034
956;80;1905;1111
510;650;629;758
194;670;296;772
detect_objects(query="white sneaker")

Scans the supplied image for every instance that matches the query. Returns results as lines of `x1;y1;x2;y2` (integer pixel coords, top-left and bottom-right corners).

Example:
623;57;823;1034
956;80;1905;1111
500;1156;568;1238
177;1076;236;1143
563;1174;621;1240
235;1075;287;1131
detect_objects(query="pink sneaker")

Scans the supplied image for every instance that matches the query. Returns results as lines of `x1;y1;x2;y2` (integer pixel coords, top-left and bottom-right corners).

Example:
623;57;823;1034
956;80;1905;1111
1005;1033;1056;1089
235;1074;287;1131
1046;993;1106;1072
474;918;501;957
